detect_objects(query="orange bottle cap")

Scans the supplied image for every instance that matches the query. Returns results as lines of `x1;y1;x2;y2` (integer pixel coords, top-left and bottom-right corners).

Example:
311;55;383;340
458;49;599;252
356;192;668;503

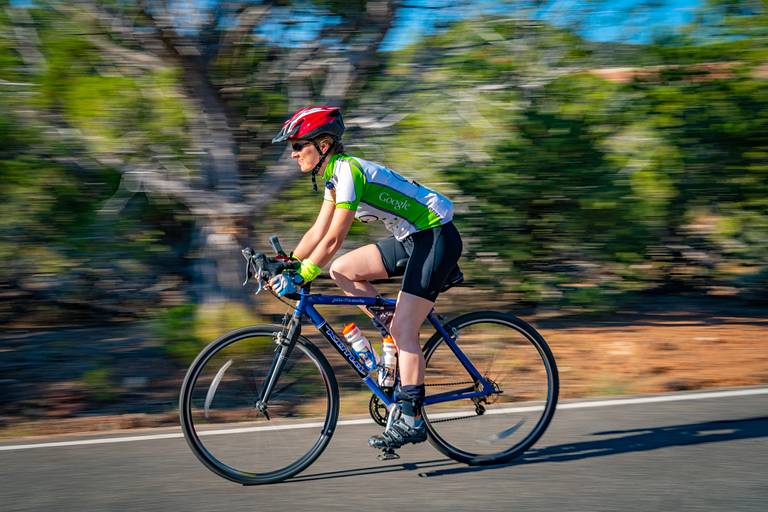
342;323;357;336
383;335;396;346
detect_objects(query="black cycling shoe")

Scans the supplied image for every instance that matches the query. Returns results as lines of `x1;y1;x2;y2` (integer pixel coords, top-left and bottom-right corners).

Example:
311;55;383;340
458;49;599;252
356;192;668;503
368;418;427;450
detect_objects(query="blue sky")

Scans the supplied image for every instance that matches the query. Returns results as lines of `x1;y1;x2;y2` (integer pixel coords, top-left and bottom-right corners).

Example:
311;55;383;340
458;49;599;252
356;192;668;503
256;0;704;51
9;0;704;50
380;0;703;51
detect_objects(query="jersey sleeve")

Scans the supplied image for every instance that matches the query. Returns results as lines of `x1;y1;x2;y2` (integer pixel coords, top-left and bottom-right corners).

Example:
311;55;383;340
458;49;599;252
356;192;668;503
333;159;365;211
323;182;334;202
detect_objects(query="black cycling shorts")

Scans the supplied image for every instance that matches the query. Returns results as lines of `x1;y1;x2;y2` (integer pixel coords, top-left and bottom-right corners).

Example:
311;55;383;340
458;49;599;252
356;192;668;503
375;221;462;302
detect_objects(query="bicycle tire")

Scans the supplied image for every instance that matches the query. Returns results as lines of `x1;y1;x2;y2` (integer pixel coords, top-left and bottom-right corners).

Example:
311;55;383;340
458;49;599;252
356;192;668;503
179;325;339;485
422;311;558;465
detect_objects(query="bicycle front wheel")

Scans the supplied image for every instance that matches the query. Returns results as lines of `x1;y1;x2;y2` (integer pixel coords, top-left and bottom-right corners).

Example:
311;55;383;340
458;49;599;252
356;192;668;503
179;326;339;485
423;311;558;465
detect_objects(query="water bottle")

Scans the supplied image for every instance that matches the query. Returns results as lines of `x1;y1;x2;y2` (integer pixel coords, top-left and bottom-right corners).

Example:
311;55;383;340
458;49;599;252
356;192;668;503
378;335;398;389
342;323;378;372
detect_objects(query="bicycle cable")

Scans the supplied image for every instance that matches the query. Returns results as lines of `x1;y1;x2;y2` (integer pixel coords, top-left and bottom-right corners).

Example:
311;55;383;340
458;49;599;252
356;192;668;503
261;280;303;313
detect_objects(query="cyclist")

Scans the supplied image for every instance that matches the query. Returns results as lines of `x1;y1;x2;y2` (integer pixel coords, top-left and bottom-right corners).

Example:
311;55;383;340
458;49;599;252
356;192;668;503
269;106;463;451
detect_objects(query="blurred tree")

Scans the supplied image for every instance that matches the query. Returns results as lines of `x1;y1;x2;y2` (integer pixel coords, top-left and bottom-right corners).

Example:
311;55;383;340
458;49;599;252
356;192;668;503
1;0;766;319
1;0;400;314
86;0;400;303
367;5;767;305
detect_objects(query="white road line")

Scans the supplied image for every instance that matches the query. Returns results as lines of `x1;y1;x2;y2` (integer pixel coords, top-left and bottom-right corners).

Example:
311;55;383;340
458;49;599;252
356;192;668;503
1;387;766;452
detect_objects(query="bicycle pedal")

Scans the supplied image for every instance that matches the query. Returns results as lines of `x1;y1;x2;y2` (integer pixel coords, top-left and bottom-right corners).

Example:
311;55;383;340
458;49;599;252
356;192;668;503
377;449;400;461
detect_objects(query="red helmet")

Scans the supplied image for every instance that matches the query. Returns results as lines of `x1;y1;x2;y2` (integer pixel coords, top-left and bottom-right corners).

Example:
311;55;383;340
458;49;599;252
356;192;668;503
272;106;345;143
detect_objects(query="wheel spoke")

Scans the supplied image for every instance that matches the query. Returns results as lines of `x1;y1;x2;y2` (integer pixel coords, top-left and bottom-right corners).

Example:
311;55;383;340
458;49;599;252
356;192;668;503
479;419;526;445
204;359;233;419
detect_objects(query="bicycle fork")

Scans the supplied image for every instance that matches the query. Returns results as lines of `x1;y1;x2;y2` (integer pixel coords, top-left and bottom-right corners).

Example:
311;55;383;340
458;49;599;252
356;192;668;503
255;315;302;419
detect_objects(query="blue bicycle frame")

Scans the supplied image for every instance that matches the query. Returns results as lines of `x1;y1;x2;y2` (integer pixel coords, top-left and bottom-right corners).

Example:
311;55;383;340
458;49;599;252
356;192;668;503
291;287;495;409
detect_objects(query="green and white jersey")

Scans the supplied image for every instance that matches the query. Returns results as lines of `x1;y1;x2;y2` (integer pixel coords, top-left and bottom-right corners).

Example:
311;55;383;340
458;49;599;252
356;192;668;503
322;153;453;241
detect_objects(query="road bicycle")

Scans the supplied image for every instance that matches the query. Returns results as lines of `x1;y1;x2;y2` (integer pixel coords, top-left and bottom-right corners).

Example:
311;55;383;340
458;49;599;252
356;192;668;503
179;236;558;485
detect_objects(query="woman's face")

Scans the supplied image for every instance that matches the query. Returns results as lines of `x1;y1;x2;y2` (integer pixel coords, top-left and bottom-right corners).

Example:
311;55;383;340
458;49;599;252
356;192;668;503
289;139;329;173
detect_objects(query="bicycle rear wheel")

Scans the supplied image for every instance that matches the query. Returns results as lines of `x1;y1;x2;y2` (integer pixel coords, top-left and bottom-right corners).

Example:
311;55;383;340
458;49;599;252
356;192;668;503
179;326;339;485
422;311;558;465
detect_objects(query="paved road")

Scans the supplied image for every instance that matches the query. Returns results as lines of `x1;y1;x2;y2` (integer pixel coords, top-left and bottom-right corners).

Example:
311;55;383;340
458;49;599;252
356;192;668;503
2;388;767;512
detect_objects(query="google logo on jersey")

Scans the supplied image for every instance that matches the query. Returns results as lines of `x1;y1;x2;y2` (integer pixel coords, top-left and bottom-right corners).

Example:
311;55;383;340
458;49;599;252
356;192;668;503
379;192;410;211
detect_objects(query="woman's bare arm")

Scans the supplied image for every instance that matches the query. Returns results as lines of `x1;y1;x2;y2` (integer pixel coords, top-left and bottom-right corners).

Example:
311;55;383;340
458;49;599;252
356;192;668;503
292;199;336;260
305;207;357;267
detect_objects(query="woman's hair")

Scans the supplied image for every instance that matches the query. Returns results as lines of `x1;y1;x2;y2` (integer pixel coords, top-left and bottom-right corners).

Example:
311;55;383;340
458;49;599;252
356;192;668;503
315;134;344;155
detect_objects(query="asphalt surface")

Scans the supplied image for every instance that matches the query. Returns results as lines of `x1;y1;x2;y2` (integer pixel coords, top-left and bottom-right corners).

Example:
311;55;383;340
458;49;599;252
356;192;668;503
2;388;767;512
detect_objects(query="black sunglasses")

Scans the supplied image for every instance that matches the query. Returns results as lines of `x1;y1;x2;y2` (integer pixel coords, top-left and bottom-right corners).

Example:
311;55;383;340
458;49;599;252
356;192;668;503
291;140;313;152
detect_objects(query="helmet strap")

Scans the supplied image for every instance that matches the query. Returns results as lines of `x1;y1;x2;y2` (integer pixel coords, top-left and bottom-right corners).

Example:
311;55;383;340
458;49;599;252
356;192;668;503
310;139;337;192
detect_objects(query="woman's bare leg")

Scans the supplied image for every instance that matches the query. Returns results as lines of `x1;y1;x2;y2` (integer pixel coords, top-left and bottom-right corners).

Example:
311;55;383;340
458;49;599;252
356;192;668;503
368;290;432;450
389;291;433;386
329;244;388;316
331;245;431;384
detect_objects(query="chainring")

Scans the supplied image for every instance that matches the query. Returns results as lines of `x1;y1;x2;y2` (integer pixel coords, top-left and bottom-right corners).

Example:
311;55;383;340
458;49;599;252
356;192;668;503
368;393;389;426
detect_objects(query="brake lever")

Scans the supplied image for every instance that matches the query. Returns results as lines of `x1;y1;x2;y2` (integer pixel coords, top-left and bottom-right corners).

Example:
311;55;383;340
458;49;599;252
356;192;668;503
241;248;254;286
254;261;265;295
241;246;291;296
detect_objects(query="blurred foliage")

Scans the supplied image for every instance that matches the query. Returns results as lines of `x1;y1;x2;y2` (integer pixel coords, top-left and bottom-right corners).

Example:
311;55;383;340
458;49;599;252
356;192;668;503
152;302;268;363
0;4;194;324
151;304;198;362
81;367;117;403
359;9;768;307
34;11;190;155
1;0;767;332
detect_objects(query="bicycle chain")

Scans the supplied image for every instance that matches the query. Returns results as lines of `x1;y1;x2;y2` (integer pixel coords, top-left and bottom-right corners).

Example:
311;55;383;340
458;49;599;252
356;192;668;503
428;412;485;424
425;381;475;388
424;380;489;424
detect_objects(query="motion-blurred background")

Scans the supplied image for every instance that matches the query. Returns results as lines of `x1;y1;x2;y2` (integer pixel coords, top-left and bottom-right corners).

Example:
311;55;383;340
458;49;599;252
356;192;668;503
1;0;766;437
